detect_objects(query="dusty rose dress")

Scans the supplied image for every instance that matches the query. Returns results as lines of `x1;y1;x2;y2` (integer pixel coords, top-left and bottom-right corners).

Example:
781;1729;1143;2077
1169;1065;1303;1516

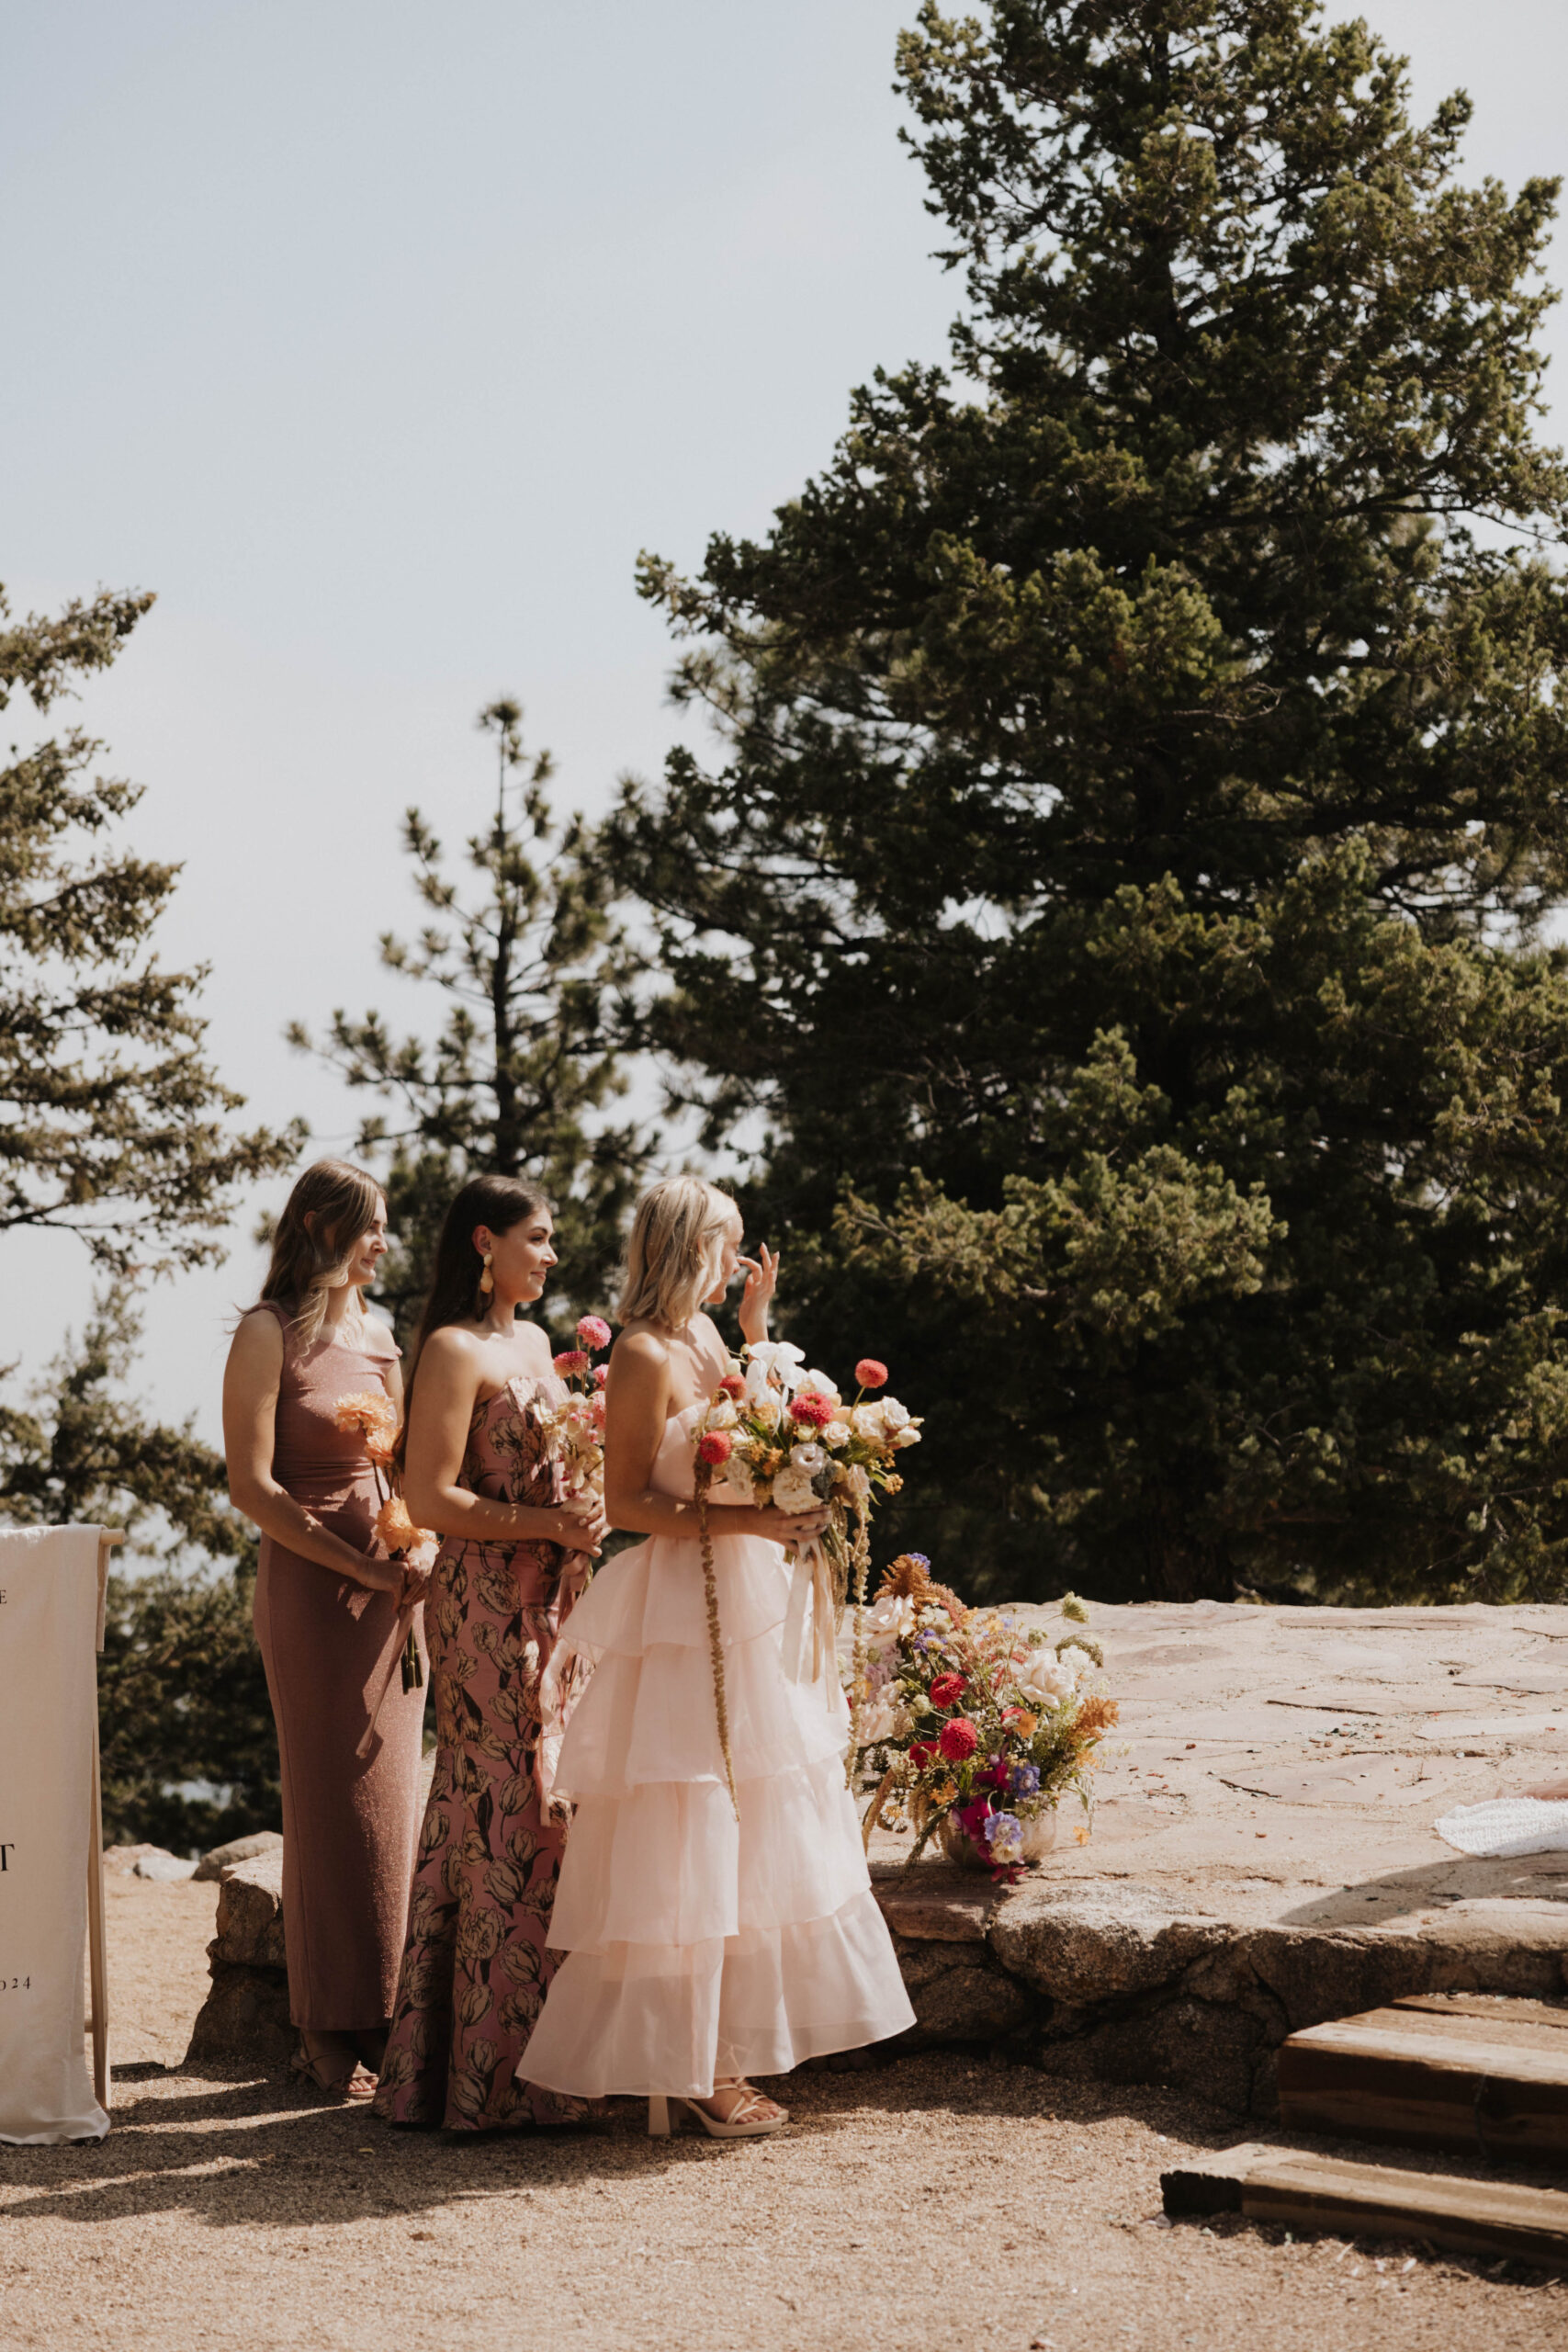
250;1303;427;2033
373;1373;594;2131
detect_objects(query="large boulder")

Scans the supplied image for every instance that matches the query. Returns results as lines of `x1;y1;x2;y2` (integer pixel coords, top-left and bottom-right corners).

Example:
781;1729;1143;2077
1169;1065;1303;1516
185;1846;292;2063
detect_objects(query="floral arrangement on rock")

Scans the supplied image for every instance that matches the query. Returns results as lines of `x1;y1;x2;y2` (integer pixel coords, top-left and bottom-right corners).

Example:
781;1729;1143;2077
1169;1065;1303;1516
691;1341;923;1815
851;1554;1117;1881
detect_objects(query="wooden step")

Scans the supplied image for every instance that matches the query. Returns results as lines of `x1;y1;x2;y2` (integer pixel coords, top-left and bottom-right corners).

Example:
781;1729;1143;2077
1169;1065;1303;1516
1164;2141;1568;2265
1277;1995;1568;2159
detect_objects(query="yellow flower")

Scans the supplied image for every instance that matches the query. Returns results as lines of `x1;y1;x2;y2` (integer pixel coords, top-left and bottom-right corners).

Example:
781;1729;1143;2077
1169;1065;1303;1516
931;1778;955;1804
1074;1825;1090;1847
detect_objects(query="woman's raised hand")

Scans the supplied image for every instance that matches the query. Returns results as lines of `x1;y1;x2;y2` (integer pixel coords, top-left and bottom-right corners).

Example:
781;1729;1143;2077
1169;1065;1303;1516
738;1242;779;1346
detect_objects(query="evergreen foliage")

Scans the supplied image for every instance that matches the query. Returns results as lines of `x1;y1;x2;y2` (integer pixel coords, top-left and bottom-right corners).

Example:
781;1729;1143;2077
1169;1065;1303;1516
0;582;299;1270
0;1289;276;1849
610;0;1568;1603
290;701;649;1338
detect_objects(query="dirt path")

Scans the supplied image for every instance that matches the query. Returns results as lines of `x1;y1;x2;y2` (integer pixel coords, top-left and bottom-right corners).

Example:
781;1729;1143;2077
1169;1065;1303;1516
0;1878;1562;2352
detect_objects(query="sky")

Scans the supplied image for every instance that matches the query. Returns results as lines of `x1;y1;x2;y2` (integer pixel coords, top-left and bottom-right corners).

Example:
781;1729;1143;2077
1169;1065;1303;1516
5;0;1568;1444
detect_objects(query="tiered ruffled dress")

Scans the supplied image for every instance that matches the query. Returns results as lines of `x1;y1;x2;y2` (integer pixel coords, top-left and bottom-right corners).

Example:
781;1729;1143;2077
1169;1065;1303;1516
518;1403;914;2098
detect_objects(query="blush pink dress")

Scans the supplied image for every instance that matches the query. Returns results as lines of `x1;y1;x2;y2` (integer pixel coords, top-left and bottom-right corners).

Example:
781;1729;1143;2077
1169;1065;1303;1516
517;1401;914;2098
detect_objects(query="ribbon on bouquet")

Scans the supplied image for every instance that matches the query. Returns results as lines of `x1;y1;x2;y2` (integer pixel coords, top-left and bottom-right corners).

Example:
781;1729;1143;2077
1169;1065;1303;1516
355;1582;423;1761
780;1533;840;1710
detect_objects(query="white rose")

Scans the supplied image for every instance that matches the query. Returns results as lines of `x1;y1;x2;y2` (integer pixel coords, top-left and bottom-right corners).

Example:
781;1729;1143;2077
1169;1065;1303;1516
789;1441;827;1474
851;1403;885;1441
891;1426;921;1449
823;1419;852;1449
1058;1643;1099;1678
880;1397;911;1431
772;1466;818;1514
865;1592;914;1648
1017;1652;1075;1706
707;1397;739;1430
858;1694;899;1744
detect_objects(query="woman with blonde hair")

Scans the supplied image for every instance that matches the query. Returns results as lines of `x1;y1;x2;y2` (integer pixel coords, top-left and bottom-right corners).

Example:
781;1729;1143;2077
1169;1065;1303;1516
519;1176;914;2135
223;1159;429;2100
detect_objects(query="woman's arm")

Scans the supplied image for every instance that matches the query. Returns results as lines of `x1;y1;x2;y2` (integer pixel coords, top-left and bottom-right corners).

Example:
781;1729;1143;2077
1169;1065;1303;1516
222;1311;401;1590
401;1329;606;1554
604;1329;830;1546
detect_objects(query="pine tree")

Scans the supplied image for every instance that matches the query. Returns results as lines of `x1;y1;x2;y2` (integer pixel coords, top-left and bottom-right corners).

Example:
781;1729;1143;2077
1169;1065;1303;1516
291;700;649;1337
609;0;1568;1603
0;581;299;1271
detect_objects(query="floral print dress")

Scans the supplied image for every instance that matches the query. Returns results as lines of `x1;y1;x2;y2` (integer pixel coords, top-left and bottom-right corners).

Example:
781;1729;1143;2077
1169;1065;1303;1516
373;1373;594;2131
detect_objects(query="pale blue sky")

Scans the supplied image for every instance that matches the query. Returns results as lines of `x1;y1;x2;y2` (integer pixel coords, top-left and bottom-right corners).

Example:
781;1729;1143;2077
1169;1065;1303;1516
5;2;1568;1442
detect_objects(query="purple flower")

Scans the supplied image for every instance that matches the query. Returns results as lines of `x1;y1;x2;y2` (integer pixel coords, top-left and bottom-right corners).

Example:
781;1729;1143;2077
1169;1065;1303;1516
984;1812;1024;1862
1010;1763;1041;1798
907;1553;931;1569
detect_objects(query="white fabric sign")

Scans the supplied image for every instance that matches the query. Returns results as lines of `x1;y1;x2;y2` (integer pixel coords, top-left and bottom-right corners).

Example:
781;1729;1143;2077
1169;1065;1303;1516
1436;1796;1568;1859
0;1524;110;2143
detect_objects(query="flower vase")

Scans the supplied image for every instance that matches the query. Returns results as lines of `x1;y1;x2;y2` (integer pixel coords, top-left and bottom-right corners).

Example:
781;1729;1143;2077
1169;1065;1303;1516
935;1805;1060;1871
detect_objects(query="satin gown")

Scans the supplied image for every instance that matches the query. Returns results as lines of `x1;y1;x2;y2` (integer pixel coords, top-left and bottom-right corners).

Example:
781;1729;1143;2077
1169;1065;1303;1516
249;1302;427;2032
518;1402;914;2098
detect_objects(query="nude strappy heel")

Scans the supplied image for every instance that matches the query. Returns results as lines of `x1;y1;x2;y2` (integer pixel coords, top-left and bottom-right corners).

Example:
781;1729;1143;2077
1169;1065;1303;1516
648;2079;789;2140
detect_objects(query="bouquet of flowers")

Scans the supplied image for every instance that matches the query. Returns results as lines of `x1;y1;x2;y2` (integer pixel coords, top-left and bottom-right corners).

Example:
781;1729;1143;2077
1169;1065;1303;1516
691;1342;923;1816
850;1555;1117;1882
334;1387;435;1695
531;1316;612;1502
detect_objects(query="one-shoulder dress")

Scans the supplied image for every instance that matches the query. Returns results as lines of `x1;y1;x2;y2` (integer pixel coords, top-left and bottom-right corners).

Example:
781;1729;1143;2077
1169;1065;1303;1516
374;1373;595;2131
250;1305;427;2033
518;1402;914;2098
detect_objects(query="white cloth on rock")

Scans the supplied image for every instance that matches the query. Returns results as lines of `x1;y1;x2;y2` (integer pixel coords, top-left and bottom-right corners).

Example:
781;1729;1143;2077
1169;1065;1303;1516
519;1404;914;2098
0;1523;110;2143
1435;1797;1568;1859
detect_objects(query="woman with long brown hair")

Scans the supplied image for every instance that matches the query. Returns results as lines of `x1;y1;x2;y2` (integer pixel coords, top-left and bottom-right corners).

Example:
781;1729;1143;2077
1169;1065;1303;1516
372;1173;608;2132
223;1159;430;2100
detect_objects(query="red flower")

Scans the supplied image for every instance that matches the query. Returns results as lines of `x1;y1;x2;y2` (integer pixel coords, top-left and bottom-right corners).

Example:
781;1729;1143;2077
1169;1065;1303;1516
717;1374;746;1399
937;1717;979;1763
553;1350;590;1378
929;1672;966;1710
908;1741;934;1770
855;1359;888;1389
697;1430;733;1466
791;1392;833;1428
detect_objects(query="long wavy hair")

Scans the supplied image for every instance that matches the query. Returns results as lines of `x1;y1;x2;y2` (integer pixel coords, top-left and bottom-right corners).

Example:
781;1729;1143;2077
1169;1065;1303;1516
617;1176;738;1331
257;1159;385;1351
398;1173;553;1452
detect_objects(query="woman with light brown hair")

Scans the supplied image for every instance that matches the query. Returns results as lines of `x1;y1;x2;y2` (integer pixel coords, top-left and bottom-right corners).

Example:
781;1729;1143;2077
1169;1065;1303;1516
223;1159;429;2100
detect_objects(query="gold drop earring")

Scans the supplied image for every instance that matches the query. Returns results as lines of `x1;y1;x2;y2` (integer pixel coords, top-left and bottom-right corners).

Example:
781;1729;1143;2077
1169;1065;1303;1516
478;1249;494;1302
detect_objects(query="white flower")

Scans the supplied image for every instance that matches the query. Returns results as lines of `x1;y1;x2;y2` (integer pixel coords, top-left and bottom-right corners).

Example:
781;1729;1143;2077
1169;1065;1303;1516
865;1592;915;1648
845;1464;871;1503
802;1371;842;1403
707;1396;739;1430
745;1340;806;1397
1017;1651;1076;1706
823;1419;852;1449
772;1466;818;1513
859;1693;899;1744
850;1403;886;1440
789;1441;827;1474
891;1426;921;1449
880;1396;911;1431
1058;1642;1099;1678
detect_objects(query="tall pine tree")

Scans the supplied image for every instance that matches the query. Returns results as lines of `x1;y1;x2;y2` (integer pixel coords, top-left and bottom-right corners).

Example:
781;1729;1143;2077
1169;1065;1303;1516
291;700;648;1337
610;0;1568;1603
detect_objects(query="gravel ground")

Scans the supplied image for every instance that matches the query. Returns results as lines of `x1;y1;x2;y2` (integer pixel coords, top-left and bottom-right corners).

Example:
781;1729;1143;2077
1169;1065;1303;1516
0;1879;1563;2352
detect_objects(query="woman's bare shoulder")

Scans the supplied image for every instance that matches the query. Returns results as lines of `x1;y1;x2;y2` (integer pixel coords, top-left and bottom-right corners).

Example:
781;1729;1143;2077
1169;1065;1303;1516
613;1322;672;1371
417;1323;484;1374
229;1306;285;1363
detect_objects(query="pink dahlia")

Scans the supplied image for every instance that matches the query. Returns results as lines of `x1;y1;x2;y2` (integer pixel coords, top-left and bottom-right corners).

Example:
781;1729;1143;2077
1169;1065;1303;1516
855;1358;888;1389
929;1672;966;1710
552;1350;590;1378
791;1392;833;1428
697;1430;733;1466
577;1315;613;1350
937;1717;979;1763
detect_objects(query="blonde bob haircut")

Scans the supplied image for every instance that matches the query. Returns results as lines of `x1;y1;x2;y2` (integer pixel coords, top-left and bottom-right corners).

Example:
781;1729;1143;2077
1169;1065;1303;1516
256;1158;385;1351
618;1176;739;1331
